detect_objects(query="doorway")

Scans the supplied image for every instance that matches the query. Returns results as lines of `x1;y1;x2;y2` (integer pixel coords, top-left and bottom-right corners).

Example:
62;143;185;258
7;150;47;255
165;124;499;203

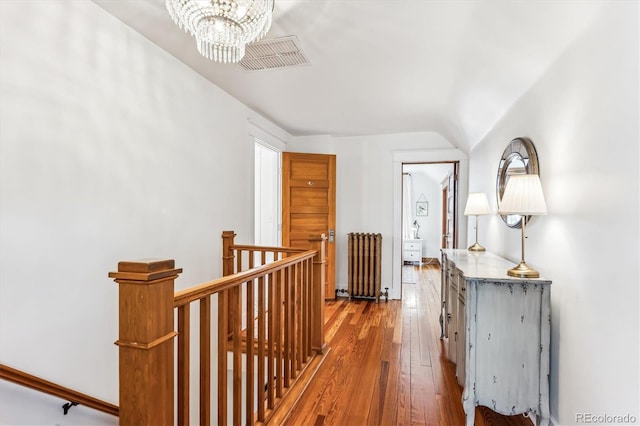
392;149;468;300
400;162;457;288
254;140;280;246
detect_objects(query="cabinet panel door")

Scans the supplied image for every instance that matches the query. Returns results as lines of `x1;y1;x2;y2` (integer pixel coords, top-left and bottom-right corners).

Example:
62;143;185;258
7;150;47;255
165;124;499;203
456;291;466;386
473;283;542;413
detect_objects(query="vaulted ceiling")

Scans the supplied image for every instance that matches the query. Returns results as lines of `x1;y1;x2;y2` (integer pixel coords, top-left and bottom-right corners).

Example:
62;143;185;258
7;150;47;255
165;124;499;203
94;0;604;152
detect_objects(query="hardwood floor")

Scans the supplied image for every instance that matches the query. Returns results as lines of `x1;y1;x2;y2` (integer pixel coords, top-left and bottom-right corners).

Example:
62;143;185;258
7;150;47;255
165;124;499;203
283;264;532;426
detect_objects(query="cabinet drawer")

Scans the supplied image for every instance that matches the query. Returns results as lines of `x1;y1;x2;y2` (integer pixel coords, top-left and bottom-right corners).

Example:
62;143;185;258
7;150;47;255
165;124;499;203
404;242;421;251
404;251;420;261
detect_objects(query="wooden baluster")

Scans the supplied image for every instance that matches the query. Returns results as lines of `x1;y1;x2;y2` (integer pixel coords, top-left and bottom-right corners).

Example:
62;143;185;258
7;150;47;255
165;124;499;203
267;271;276;407
299;260;306;363
304;259;313;358
304;257;309;358
200;296;211;425
301;260;307;362
220;231;234;425
232;285;242;426
217;290;228;426
229;256;244;426
109;259;181;426
303;258;311;358
310;235;327;353
295;262;302;375
291;263;297;379
290;263;297;380
257;253;267;421
275;269;284;398
307;257;313;356
246;278;255;425
283;266;291;387
177;304;190;426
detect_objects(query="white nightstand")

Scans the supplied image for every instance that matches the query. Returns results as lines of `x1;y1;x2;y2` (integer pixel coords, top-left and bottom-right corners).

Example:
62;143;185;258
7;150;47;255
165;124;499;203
403;239;422;264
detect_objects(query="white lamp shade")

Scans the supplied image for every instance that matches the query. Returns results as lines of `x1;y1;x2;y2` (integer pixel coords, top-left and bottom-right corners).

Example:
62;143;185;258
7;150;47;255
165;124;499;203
464;192;490;216
498;174;547;215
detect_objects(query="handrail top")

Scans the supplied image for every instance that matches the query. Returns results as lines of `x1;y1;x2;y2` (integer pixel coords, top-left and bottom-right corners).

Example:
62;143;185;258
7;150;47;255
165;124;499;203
174;248;318;307
230;244;306;254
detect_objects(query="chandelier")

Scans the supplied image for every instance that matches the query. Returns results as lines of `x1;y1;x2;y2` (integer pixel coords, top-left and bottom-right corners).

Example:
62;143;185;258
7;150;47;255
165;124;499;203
166;0;274;63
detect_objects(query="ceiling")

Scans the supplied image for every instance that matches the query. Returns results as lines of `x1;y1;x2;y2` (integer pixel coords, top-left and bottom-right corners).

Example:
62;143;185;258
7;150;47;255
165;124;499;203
93;0;604;152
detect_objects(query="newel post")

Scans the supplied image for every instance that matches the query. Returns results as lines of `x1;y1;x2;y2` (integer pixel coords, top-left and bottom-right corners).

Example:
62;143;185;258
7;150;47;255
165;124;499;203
108;259;182;426
222;230;236;276
310;234;327;354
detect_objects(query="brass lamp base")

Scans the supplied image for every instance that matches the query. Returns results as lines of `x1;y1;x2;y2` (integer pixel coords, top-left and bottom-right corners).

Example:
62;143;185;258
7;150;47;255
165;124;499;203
468;242;486;252
507;261;540;278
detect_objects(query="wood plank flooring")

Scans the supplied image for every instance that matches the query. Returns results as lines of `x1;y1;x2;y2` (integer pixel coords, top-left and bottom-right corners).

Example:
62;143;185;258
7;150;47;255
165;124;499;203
283;264;532;426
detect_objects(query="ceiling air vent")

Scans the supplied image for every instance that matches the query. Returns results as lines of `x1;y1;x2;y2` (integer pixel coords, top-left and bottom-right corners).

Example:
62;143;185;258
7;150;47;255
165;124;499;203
238;36;310;71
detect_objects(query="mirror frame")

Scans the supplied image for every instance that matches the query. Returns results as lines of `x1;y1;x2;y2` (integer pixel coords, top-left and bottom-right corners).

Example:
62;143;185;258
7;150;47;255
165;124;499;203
496;137;539;228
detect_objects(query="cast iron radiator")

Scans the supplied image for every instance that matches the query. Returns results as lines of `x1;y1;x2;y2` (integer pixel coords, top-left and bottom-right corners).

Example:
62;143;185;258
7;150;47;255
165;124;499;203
346;233;388;302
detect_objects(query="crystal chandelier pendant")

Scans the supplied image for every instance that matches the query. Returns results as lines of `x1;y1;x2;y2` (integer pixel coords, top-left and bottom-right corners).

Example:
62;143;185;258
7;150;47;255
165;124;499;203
166;0;274;63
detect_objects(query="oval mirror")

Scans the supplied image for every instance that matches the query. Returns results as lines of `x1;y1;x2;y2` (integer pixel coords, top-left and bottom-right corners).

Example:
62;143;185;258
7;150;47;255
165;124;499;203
496;137;539;228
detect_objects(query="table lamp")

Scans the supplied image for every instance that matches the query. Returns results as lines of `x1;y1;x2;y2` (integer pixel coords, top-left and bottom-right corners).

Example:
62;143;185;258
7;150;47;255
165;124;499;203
464;192;490;252
498;174;547;278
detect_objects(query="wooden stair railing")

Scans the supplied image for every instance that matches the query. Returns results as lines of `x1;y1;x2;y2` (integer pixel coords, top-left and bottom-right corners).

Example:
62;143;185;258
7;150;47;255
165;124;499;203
0;363;119;417
109;230;327;426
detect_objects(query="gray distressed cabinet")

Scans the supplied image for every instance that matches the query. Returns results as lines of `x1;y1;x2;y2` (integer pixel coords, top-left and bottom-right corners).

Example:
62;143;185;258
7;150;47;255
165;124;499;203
441;249;552;426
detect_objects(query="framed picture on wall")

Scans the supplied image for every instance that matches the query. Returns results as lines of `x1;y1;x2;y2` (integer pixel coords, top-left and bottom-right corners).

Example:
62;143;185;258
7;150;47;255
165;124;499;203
416;201;428;216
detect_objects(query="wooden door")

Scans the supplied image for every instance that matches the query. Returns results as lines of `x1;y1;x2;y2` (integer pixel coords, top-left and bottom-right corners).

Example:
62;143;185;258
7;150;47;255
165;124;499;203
440;164;458;249
282;152;336;299
441;186;449;248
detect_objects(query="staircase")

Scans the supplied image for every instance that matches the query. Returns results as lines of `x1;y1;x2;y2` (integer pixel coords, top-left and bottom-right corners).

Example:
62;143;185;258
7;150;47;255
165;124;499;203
1;231;328;426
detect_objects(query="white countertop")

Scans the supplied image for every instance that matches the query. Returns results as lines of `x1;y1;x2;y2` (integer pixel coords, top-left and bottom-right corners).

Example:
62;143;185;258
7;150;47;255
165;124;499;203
441;249;551;284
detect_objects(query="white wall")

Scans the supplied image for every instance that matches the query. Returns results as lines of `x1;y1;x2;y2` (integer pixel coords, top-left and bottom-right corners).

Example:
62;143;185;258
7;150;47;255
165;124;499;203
287;133;464;299
467;3;639;424
413;174;439;259
0;1;288;423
